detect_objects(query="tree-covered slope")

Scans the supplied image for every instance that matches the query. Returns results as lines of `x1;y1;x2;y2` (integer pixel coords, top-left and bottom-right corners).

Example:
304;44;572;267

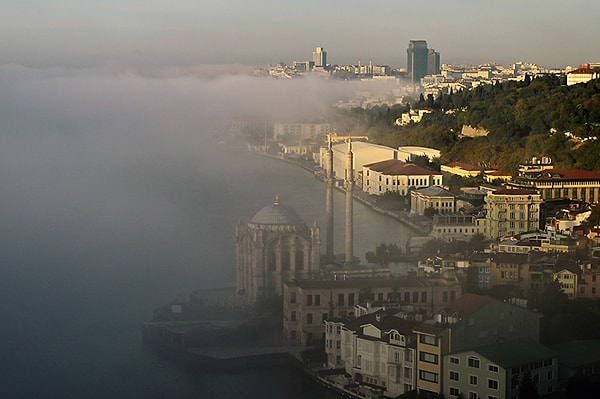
335;76;600;174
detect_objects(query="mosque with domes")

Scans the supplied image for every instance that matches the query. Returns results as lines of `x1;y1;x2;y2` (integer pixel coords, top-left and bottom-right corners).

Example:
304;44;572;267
235;195;321;302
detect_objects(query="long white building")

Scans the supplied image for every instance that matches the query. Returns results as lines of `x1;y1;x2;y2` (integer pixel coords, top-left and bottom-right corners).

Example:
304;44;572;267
363;159;442;196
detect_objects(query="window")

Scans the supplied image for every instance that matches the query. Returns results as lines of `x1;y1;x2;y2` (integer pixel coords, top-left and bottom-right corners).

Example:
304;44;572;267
421;291;427;303
419;370;438;383
322;313;328;322
488;379;499;390
290;292;296;303
469;375;478;385
307;313;313;324
488;364;499;372
450;357;459;365
419;351;438;364
449;371;459;381
307;295;313;306
468;392;477;399
419;334;437;346
338;293;344;306
412;292;419;303
468;356;480;368
404;367;412;379
348;293;355;306
449;387;460;396
290;311;296;321
315;295;320;306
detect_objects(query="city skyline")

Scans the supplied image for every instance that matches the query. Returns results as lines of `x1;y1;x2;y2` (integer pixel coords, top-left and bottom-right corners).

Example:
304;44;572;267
1;1;599;70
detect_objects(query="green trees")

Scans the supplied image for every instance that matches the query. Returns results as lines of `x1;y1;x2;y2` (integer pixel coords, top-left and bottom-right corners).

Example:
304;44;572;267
334;76;600;174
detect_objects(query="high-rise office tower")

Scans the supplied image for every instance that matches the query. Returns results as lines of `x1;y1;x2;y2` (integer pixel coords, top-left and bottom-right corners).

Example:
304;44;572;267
313;46;327;68
407;40;429;84
427;48;441;75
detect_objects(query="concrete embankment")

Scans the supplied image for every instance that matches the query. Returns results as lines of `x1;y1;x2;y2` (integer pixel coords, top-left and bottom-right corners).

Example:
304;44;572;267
256;152;428;234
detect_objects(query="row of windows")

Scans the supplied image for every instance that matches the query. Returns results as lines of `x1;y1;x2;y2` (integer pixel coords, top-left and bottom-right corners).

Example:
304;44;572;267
436;227;478;234
580;286;598;295
449;387;498;399
292;312;329;324
294;289;457;307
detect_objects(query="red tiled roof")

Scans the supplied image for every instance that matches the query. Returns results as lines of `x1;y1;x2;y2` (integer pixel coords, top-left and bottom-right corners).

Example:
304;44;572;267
567;64;598;75
365;159;440;176
444;162;483;171
439;293;494;318
492;188;538;195
535;169;600;181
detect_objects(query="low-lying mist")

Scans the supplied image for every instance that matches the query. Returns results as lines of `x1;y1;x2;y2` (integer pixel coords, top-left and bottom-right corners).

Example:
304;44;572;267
0;64;374;301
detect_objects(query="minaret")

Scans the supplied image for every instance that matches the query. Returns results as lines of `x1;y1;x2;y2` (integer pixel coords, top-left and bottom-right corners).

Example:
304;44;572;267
344;138;354;265
325;135;335;262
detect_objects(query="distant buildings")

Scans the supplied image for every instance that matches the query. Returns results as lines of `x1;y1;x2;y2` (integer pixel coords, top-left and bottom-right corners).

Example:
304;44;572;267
407;40;429;84
313;46;327;69
566;63;600;86
407;40;441;85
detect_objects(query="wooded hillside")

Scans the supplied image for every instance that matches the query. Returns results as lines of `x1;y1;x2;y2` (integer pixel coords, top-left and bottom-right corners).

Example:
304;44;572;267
333;76;600;174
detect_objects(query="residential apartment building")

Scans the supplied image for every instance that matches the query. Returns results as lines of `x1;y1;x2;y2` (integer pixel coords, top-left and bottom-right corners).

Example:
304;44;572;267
443;340;558;399
273;122;330;141
578;267;600;299
553;265;581;299
411;186;456;215
467;252;493;293
484;189;542;239
283;275;462;346
330;308;419;397
362;159;442;195
412;294;542;397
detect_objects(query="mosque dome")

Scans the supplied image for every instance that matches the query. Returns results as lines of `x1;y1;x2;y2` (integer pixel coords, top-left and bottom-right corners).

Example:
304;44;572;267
250;195;304;225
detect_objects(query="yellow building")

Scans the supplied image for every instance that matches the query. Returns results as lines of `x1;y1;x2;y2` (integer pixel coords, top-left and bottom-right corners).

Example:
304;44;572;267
484;188;542;239
509;168;600;204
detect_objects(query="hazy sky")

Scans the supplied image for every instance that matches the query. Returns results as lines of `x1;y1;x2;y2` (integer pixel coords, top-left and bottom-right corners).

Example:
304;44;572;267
1;0;598;69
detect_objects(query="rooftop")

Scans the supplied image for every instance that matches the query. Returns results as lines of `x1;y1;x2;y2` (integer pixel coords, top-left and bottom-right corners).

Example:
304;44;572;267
364;159;440;176
469;339;557;368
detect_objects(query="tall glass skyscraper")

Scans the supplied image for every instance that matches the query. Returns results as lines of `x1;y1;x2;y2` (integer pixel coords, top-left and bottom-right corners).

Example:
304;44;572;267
407;40;429;84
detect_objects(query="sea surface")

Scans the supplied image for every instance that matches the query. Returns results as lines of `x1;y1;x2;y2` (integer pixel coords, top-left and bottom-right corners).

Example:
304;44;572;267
0;136;414;398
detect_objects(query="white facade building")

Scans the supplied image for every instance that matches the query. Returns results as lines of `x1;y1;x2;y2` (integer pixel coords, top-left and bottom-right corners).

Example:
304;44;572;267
566;63;599;86
362;159;442;196
337;309;418;397
321;141;399;183
484;188;542;240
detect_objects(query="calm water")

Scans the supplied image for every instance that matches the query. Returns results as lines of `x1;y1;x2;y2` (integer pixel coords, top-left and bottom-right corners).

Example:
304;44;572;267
0;138;412;398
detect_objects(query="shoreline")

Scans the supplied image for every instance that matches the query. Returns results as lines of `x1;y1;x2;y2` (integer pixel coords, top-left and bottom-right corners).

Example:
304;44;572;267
253;150;428;234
